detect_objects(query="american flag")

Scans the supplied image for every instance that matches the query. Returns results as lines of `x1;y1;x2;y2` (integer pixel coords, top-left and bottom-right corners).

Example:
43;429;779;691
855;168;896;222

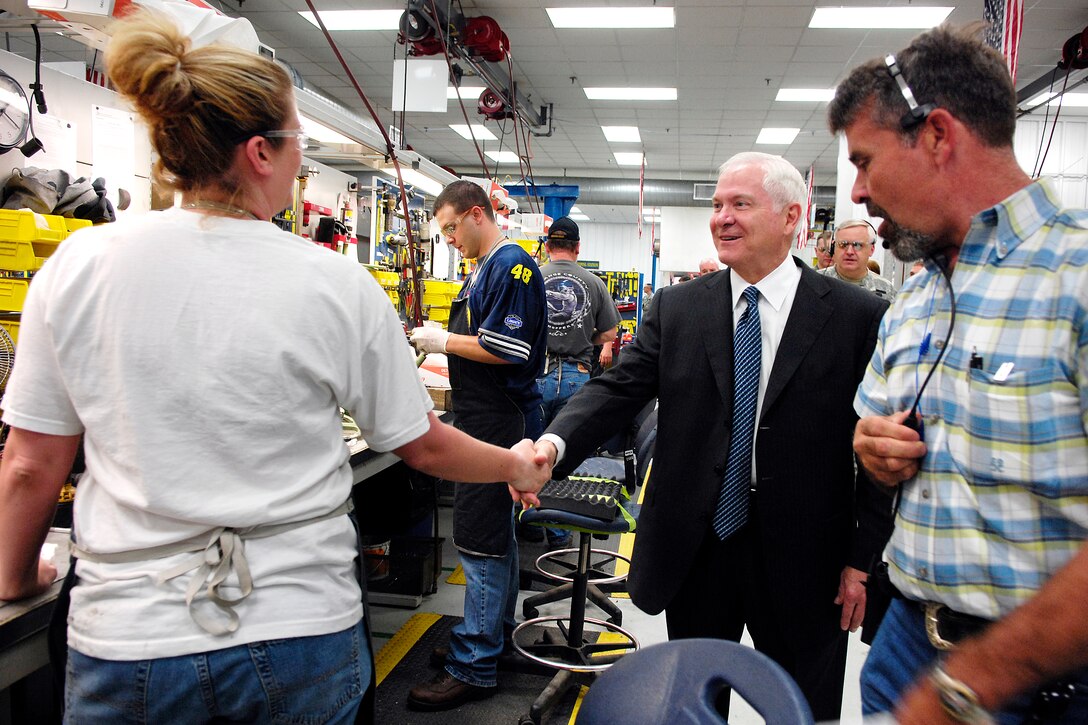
797;165;814;250
984;0;1025;83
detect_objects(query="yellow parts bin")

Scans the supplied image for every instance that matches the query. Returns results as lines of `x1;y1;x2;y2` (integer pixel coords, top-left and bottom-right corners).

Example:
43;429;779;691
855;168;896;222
422;279;461;327
0;209;90;272
365;266;401;310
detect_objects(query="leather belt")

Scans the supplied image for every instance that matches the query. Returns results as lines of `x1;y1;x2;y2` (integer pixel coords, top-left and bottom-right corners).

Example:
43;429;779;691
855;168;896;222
923;602;992;650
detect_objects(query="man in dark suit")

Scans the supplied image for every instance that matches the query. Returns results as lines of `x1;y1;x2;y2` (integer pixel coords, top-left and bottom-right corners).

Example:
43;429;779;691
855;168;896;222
536;152;892;721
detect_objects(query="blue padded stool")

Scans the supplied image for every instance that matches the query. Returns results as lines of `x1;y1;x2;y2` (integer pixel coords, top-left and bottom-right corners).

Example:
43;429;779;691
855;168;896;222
511;408;657;725
576;638;815;725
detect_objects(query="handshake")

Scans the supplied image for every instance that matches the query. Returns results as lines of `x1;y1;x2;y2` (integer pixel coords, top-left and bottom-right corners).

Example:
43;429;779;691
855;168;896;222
506;439;559;508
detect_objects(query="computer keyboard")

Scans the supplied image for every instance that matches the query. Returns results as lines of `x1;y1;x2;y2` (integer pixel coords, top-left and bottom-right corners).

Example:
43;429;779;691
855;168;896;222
537;477;623;521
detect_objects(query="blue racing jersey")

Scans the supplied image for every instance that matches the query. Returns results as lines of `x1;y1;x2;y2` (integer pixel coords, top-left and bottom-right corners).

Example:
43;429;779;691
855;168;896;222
456;240;545;409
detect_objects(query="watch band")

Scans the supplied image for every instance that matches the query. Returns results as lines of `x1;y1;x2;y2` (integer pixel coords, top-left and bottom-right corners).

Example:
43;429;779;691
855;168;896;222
930;663;995;724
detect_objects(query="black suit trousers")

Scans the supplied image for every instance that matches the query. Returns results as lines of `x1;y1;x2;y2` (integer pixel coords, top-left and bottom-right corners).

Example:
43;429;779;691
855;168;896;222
664;519;849;722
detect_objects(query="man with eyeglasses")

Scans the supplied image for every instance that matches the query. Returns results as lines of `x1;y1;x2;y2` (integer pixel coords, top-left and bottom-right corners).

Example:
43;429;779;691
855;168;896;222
407;180;546;711
814;230;834;270
820;219;895;299
829;25;1088;725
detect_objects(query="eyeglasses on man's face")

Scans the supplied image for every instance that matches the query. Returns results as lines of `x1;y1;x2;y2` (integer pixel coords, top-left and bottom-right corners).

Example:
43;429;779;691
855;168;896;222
260;128;309;151
441;207;476;237
834;240;869;252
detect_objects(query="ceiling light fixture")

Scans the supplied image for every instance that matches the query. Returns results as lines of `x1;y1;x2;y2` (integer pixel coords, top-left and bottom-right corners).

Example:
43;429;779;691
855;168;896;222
300;115;357;145
380;167;444;197
775;88;836;102
808;6;953;29
569;213;591;221
614;152;644;166
486;150;521;163
448;85;487;99
298;10;403;31
569;206;583;214
449;124;498;141
756;127;800;145
546;7;675;29
585;87;677;101
602;125;642;142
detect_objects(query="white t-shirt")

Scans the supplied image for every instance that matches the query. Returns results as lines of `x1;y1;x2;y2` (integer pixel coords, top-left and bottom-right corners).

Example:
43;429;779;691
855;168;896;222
1;208;433;660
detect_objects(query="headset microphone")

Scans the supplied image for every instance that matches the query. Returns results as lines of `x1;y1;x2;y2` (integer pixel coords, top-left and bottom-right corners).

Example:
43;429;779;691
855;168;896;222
882;239;890;249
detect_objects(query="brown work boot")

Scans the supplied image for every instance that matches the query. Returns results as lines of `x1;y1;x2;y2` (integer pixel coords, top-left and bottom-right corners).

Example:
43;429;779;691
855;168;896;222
406;671;495;711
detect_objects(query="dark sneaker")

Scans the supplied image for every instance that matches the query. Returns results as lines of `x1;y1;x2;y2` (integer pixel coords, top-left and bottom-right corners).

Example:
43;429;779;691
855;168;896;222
406;671;495;711
546;534;573;551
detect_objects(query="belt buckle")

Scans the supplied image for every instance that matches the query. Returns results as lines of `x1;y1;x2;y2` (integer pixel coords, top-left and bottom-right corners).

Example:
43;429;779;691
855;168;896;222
924;602;956;651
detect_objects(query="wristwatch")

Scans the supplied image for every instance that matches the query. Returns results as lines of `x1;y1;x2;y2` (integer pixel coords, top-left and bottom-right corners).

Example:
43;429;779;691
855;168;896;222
930;663;995;724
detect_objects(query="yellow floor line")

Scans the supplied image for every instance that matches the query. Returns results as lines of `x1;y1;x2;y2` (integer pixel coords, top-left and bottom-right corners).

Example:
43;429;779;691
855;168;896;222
446;564;466;585
610;461;651;600
567;685;591;724
373;612;442;686
590;630;634;660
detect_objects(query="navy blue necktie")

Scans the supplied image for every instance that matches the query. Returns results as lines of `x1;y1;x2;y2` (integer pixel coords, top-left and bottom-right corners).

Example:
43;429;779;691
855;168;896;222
713;285;762;540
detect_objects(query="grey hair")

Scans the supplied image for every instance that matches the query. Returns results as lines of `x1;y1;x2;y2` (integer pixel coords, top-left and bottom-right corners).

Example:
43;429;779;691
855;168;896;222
835;219;876;243
717;152;806;212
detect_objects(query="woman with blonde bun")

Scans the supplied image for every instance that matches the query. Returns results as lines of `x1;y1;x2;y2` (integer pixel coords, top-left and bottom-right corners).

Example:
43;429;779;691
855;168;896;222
0;9;548;723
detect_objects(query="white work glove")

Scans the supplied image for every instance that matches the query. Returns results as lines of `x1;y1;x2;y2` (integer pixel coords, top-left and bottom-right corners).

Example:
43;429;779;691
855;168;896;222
410;326;450;354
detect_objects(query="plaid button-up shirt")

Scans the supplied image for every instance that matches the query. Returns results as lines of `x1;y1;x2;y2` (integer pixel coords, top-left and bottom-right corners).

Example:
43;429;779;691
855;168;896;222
855;180;1088;620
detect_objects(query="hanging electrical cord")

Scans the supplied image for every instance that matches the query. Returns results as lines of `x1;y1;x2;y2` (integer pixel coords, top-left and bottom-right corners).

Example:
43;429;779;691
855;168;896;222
428;0;491;180
516;108;543;214
1032;65;1072;179
302;0;424;326
507;51;542;214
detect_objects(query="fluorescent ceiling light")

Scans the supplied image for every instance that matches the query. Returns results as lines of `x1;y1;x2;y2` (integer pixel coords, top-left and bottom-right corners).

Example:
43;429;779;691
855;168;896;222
756;127;800;145
602;125;642;142
569;206;583;214
614;152;644;166
776;88;836;102
449;124;498;141
380;167;444;197
448;85;487;99
486;150;521;163
546;7;675;29
643;214;661;221
298;10;403;31
808;6;953;29
1028;91;1088;108
569;213;591;221
1050;93;1088;107
300;115;356;145
585;87;677;101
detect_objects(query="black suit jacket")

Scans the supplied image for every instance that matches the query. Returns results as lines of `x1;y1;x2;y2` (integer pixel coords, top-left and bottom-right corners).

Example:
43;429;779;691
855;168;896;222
547;259;892;644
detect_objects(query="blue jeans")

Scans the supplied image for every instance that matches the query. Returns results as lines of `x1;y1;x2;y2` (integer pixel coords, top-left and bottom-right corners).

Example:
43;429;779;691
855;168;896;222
446;514;519;688
538;362;590;424
862;599;1088;723
65;619;368;724
536;363;588;545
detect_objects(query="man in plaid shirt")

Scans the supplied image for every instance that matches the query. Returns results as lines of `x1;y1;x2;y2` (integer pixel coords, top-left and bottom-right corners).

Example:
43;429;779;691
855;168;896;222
829;25;1088;725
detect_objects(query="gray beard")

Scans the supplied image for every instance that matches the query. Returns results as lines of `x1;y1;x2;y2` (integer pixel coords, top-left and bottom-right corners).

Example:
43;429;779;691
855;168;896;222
883;221;943;261
867;202;944;262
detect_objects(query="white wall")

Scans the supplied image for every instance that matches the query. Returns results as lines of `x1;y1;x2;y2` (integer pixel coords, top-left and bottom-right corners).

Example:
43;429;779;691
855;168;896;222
1014;117;1088;207
658;206;713;274
575;221;656;281
0;49;152;214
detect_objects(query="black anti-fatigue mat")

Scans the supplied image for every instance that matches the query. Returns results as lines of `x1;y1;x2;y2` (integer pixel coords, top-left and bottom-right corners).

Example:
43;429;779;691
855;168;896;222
374;614;583;725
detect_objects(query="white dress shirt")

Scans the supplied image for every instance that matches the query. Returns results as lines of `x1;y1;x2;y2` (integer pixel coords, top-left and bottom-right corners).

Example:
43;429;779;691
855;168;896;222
731;255;802;481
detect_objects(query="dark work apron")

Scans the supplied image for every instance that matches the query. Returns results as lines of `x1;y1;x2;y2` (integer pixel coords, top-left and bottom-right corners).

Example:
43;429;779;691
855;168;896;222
448;242;529;557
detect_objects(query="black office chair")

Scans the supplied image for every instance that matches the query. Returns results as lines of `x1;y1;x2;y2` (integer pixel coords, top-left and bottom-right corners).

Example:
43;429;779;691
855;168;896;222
511;406;657;725
576;638;816;725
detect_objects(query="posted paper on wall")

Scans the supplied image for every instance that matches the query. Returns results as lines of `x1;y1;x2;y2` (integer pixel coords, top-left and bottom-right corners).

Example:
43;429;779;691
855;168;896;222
23;114;77;175
92;105;136;208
